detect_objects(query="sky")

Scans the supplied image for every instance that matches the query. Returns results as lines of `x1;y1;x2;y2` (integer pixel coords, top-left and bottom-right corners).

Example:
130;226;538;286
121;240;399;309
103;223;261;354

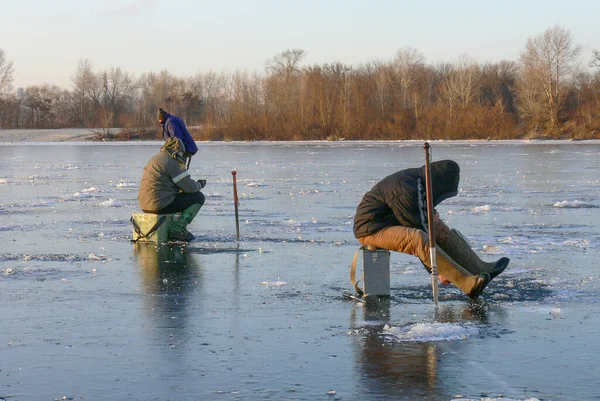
3;0;600;90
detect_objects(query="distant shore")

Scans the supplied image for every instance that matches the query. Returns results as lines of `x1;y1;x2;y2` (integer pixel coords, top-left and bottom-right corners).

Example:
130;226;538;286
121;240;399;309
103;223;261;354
0;128;99;143
1;128;599;144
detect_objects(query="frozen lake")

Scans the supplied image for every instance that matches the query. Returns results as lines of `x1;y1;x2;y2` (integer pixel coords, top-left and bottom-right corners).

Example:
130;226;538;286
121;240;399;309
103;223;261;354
1;140;599;401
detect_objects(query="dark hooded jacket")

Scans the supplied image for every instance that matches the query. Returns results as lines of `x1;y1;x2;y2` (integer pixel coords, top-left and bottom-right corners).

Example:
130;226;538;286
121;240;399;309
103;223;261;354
353;160;460;238
161;113;198;155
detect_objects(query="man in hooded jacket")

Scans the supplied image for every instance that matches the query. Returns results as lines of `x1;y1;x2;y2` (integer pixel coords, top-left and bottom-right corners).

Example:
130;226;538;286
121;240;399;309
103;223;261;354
353;160;509;300
157;108;198;167
138;137;206;242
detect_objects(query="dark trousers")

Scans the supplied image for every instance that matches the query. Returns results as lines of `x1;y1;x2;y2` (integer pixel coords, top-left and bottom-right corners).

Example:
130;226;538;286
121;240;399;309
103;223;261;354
144;192;205;214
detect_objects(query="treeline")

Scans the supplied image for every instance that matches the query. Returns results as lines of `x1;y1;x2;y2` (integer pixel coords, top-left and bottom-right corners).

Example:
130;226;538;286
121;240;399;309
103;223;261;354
1;25;599;140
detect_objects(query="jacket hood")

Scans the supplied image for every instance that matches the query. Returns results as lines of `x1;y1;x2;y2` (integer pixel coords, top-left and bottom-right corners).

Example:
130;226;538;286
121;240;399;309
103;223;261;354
161;137;186;163
421;159;460;206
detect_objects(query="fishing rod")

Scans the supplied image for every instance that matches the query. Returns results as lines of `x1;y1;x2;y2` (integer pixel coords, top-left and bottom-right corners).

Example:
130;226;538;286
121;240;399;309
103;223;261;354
424;142;439;306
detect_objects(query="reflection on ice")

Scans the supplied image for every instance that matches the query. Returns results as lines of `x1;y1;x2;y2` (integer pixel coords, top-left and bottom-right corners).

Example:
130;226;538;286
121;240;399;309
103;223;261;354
261;278;287;287
382;322;480;342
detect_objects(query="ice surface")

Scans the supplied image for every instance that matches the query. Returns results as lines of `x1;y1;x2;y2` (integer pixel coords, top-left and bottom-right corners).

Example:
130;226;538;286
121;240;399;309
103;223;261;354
1;140;599;401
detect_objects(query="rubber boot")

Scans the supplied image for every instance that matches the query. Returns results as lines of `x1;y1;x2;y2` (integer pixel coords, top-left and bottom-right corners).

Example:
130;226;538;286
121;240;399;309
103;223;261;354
359;226;489;299
435;223;509;280
425;247;490;300
170;203;201;239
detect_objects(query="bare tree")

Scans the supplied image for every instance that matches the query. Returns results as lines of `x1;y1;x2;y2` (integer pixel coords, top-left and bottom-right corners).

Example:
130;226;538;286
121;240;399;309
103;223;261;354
304;63;347;139
439;56;480;112
455;55;480;108
92;67;137;133
0;48;14;96
190;71;228;132
393;47;425;108
371;61;393;119
69;59;98;127
0;48;15;128
265;49;306;76
518;25;581;129
438;62;459;119
22;84;65;128
409;64;437;126
264;49;307;136
338;65;355;137
480;61;517;109
591;50;600;69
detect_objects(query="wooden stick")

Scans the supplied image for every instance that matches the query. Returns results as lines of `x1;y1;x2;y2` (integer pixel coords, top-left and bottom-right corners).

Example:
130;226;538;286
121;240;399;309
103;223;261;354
232;170;240;240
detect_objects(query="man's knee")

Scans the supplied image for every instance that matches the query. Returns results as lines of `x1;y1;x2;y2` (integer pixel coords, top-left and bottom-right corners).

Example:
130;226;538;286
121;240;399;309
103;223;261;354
195;191;205;206
398;228;429;261
412;229;429;250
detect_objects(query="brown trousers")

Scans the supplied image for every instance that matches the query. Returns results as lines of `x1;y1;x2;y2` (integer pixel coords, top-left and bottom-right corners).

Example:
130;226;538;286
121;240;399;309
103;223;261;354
357;220;481;295
357;219;452;263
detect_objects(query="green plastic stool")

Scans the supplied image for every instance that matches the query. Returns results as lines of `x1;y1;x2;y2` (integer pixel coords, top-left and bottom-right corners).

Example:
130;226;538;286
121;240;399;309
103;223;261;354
131;212;174;243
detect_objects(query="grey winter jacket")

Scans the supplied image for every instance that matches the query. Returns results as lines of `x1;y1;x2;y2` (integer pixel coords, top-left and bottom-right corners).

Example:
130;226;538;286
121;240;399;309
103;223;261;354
138;138;200;212
353;160;460;238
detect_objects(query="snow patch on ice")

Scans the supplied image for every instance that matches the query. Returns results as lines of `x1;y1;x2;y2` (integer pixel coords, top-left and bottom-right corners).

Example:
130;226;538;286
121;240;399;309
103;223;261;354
563;239;590;248
553;200;596;208
99;198;122;207
297;189;320;195
29;199;58;207
471;205;491;213
70;192;94;199
116;182;136;188
382;322;479;342
88;253;109;261
400;264;419;274
482;245;502;254
247;182;268;187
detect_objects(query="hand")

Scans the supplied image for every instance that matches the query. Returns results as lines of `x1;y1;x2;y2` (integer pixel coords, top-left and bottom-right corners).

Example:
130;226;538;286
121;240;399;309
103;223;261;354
197;179;206;189
438;274;450;286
